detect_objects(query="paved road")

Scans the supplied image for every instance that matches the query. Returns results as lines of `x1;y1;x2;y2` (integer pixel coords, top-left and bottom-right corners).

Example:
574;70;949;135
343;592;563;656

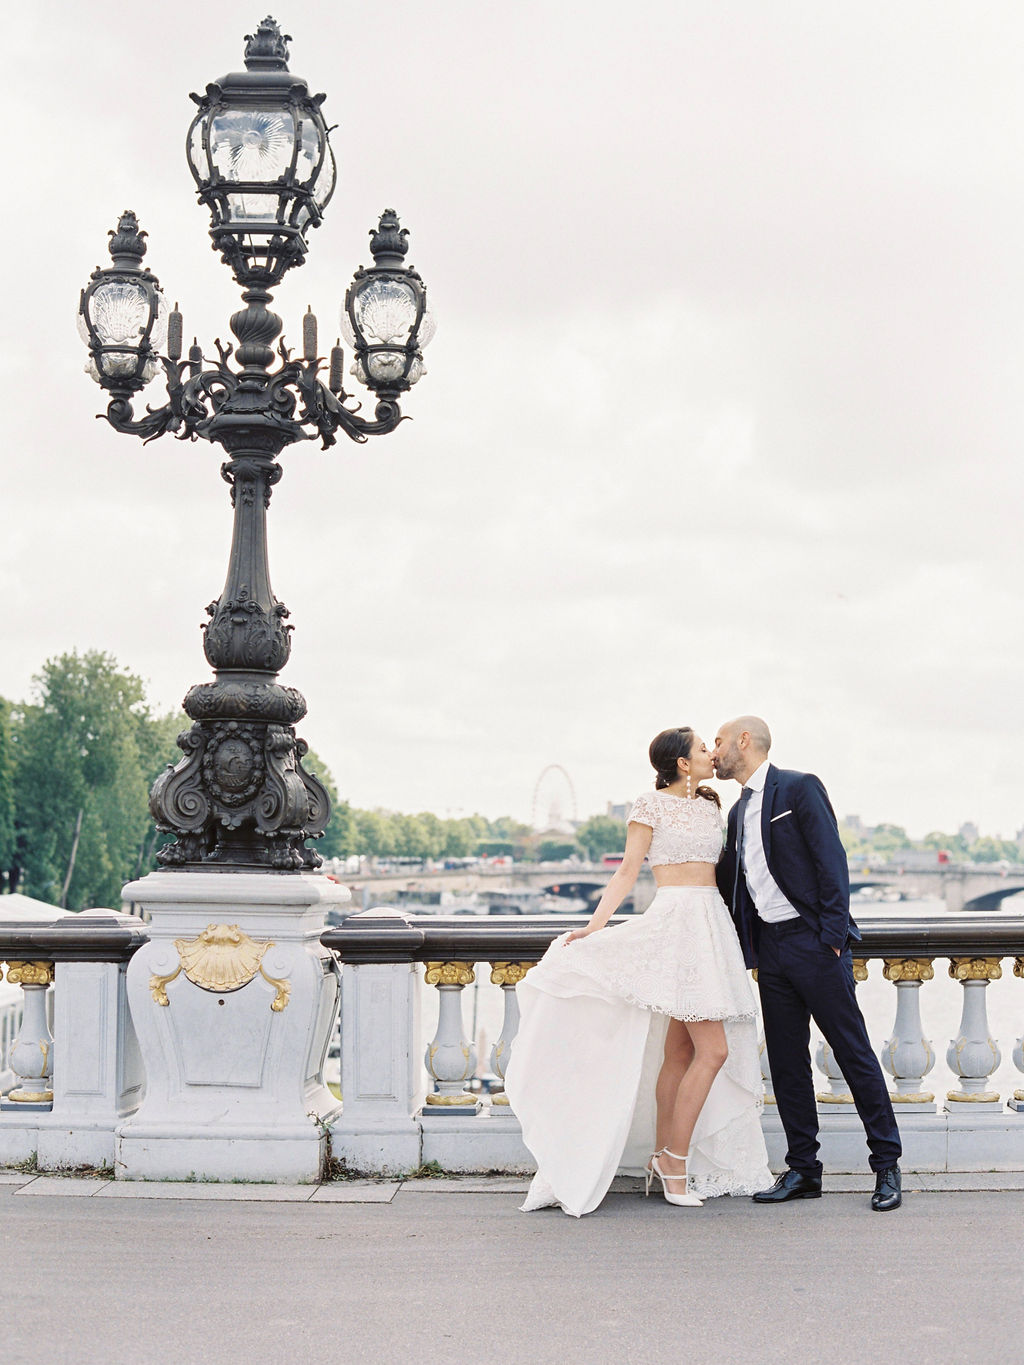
3;1176;1023;1364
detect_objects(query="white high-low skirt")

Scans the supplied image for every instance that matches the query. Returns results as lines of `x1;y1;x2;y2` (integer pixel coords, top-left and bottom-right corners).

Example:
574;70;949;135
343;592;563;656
503;886;772;1217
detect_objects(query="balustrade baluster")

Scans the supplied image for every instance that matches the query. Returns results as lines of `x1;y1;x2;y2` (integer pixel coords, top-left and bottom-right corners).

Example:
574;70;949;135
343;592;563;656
1;961;55;1110
1010;956;1024;1114
421;961;481;1116
880;959;936;1111
488;962;534;1106
815;958;868;1109
945;957;1002;1110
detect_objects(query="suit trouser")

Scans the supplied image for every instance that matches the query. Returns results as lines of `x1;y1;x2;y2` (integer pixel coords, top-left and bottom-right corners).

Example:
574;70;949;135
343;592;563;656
757;916;901;1176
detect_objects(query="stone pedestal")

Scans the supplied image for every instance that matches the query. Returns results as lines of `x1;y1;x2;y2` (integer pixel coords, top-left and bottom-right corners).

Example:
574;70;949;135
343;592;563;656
329;960;424;1175
116;870;345;1182
38;913;146;1169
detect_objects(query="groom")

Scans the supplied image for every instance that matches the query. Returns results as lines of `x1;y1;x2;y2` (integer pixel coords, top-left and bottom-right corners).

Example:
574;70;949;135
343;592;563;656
713;717;902;1212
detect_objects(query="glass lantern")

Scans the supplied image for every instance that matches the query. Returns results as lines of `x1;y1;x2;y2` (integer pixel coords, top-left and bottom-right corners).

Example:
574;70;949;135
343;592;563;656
341;211;435;397
78;211;168;391
186;18;336;287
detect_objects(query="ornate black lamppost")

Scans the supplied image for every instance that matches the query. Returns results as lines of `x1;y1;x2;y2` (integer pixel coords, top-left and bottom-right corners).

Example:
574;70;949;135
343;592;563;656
77;17;433;873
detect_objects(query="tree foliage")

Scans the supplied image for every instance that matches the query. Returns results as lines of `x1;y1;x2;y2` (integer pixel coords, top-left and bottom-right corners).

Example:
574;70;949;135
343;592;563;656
575;814;628;862
4;652;182;908
840;819;1020;866
0;699;15;874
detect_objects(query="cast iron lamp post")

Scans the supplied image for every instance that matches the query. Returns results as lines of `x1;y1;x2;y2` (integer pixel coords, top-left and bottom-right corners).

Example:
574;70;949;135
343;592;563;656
77;17;433;872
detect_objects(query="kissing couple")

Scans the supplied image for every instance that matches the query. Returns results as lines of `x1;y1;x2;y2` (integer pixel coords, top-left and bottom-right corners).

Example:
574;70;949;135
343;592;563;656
504;716;902;1217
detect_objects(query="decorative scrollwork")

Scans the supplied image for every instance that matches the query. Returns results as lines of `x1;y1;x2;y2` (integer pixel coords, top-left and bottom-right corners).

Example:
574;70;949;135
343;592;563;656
203;589;293;673
948;956;1003;981
489;962;535;987
424;961;476;987
883;958;935;982
6;961;55;987
184;680;306;723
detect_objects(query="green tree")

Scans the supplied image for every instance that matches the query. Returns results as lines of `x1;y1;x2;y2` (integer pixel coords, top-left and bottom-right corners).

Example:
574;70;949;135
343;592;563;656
353;808;398;858
868;823;912;859
12;652;158;909
969;836;1012;864
0;698;15;886
576;814;628;862
476;840;516;859
537;839;579;862
300;744;357;860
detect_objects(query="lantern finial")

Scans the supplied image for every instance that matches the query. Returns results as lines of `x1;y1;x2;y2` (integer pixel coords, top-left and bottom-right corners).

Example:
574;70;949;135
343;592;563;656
369;210;410;268
244;17;291;70
108;211;148;267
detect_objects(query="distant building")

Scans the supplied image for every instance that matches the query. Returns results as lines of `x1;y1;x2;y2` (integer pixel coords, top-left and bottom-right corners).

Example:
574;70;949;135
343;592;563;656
606;802;630;822
959;822;979;844
844;814;867;835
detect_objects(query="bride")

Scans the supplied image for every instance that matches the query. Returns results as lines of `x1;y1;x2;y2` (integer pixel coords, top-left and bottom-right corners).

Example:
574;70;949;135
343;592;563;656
504;726;772;1216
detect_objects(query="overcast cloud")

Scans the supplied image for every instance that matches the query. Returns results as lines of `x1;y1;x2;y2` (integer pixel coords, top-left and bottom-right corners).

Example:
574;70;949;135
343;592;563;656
3;1;1023;834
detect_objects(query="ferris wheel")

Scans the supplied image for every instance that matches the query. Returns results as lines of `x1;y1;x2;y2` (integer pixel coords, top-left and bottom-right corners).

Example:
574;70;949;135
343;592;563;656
531;764;578;833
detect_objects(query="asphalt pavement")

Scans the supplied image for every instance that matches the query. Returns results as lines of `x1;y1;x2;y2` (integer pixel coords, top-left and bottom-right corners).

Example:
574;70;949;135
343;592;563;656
2;1173;1022;1364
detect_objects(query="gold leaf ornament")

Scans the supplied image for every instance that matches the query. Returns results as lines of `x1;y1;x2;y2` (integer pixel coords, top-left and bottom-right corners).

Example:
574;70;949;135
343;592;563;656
148;924;289;1011
176;923;270;992
5;961;55;986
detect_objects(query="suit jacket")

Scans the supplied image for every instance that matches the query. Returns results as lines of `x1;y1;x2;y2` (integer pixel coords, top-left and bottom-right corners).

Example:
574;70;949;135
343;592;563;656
716;764;857;970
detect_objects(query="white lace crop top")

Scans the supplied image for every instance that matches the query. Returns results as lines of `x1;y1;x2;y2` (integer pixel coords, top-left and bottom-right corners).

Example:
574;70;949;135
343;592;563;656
628;790;725;866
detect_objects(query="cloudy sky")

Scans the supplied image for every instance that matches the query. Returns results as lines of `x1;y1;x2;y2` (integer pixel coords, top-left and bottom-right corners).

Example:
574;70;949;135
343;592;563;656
4;2;1023;835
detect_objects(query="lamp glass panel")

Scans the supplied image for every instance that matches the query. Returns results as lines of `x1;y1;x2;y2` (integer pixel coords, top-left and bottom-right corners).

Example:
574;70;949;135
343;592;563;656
350;352;426;387
225;191;284;224
417;308;437;349
209;108;296;187
366;350;408;384
352;278;419;346
295;119;323;188
82;284;166;381
312;145;336;208
188;120;206;181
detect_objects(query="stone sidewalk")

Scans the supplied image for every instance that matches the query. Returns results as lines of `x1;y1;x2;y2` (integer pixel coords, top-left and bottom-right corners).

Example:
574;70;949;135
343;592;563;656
4;1168;1024;1200
4;1172;1024;1365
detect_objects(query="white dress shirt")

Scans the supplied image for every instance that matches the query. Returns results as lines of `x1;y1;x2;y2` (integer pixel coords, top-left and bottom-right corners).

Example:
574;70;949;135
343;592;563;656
741;760;800;924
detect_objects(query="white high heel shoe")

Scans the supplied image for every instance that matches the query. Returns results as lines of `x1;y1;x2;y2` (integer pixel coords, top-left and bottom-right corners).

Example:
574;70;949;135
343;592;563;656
650;1149;703;1207
644;1149;664;1197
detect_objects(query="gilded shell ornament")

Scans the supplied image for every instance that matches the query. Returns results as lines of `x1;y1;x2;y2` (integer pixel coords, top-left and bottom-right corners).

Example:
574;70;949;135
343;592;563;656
175;923;270;992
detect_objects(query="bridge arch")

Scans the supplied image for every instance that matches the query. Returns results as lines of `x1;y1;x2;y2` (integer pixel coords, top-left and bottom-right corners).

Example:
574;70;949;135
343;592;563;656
962;885;1024;912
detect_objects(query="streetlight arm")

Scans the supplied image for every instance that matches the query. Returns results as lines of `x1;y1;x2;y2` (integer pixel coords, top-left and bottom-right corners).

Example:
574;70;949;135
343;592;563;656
99;345;407;450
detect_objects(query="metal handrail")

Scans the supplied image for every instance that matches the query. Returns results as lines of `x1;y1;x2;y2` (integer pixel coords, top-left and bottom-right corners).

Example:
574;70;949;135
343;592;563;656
321;909;1024;964
0;917;149;963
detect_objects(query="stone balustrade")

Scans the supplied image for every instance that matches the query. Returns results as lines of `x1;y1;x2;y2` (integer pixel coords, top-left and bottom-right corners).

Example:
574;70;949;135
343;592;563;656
0;912;148;1168
322;910;1024;1175
5;901;1024;1180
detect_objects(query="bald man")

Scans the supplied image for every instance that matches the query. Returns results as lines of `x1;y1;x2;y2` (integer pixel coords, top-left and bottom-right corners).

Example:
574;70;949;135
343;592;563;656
713;717;902;1212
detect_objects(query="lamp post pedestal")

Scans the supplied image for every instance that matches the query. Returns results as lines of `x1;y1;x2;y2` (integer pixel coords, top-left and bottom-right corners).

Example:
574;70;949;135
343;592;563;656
116;870;346;1183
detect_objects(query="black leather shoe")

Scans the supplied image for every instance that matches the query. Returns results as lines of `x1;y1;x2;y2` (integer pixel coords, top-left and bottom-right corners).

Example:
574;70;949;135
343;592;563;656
871;1165;902;1212
752;1169;822;1203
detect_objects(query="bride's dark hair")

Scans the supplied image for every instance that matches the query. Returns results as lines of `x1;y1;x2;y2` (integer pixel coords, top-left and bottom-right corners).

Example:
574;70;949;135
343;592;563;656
649;727;721;807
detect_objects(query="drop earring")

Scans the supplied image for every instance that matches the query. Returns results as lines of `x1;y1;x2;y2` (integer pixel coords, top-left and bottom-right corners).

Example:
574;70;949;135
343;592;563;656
685;772;692;799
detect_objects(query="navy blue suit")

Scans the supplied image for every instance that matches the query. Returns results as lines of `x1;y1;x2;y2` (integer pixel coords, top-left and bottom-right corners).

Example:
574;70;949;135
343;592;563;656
718;765;901;1176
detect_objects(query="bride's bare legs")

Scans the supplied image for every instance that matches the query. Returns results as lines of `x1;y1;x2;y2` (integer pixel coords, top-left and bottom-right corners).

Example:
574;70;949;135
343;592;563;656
660;1019;729;1185
655;1019;696;1154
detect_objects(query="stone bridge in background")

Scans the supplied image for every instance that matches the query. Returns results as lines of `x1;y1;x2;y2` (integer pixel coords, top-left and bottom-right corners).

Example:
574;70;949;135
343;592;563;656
342;862;1024;915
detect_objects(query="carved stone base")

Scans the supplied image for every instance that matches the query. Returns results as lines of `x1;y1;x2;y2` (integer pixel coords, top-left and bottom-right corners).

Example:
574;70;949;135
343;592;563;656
151;712;330;871
116;870;346;1182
